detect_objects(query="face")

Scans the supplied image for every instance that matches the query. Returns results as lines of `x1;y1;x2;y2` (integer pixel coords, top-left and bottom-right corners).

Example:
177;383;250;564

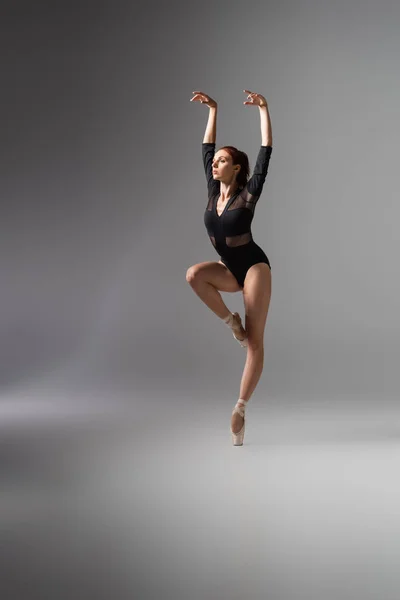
212;150;240;183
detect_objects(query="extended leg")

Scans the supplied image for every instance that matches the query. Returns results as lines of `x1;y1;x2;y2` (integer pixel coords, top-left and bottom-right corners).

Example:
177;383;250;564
231;263;271;434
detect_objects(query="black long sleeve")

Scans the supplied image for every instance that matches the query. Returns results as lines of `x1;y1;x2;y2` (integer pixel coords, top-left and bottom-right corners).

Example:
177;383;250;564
202;142;220;198
245;146;272;198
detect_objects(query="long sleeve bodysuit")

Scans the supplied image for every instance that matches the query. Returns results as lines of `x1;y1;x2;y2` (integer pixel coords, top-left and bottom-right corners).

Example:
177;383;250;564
202;142;273;288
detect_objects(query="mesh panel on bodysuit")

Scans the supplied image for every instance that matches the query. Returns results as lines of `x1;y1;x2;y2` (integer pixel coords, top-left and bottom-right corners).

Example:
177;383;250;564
226;232;252;247
227;189;257;214
209;235;216;247
224;189;255;246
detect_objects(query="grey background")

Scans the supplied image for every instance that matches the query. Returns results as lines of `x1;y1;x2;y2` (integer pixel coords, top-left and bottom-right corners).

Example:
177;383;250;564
1;1;400;599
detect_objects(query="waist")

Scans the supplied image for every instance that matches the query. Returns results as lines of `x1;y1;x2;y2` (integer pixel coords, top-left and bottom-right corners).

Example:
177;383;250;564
219;240;266;257
221;239;258;252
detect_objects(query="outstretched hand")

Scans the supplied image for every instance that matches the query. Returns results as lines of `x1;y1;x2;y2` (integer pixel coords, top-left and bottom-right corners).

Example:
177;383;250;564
243;90;268;107
190;91;217;108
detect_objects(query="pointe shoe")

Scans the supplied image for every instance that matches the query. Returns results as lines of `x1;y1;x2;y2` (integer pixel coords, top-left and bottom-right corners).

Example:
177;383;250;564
231;399;248;446
231;312;248;348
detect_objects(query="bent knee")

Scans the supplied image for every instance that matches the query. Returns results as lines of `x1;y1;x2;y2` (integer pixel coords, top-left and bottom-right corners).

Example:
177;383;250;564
186;265;200;284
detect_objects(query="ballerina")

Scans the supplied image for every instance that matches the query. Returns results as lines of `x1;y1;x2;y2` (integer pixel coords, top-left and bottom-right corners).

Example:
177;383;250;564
187;89;273;445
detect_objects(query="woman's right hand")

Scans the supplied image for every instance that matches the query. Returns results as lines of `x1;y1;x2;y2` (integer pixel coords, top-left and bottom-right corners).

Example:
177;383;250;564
190;91;217;108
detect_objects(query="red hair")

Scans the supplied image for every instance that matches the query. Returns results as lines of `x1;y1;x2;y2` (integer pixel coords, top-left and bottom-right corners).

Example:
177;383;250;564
219;146;250;188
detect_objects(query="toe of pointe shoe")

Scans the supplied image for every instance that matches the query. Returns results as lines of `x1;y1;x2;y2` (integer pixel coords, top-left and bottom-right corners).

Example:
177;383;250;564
231;400;247;445
231;423;245;445
232;313;248;347
232;331;248;347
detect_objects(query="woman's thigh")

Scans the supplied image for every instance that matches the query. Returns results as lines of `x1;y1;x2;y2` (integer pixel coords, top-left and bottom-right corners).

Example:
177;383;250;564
242;263;272;346
186;260;243;293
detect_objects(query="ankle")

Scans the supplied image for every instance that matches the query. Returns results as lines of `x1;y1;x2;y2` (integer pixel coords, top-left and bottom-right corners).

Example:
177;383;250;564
237;398;248;407
233;398;248;416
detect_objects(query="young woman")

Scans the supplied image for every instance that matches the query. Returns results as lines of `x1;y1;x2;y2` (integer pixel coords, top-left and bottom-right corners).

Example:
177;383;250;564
187;90;273;446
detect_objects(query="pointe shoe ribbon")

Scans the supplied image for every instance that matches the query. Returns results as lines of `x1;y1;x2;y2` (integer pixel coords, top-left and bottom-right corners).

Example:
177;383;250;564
232;400;247;419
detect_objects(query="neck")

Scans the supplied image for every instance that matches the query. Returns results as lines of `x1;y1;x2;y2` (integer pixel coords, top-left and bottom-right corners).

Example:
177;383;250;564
219;181;239;201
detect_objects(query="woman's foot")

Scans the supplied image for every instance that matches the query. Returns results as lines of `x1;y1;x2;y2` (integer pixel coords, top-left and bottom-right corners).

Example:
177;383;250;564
231;399;248;445
222;311;248;347
231;409;244;434
231;312;248;346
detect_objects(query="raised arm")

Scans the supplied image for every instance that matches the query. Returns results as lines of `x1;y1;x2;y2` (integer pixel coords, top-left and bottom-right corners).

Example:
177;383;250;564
203;106;217;143
190;91;220;196
245;145;272;198
259;105;272;147
190;90;218;142
241;91;273;199
243;90;272;147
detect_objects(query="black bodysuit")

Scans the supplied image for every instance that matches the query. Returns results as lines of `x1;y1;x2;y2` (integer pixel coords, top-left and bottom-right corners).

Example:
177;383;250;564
202;142;273;288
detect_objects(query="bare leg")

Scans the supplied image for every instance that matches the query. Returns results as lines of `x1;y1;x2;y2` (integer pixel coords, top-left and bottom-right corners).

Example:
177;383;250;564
186;262;247;341
186;260;242;317
187;277;231;319
239;347;264;400
231;347;264;433
231;264;271;434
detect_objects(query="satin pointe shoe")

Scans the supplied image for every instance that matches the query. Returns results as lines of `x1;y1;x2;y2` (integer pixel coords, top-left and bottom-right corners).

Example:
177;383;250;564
231;312;248;348
231;399;248;446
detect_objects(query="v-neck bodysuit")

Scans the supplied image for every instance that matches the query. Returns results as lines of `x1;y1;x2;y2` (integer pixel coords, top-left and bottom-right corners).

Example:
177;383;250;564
202;142;273;288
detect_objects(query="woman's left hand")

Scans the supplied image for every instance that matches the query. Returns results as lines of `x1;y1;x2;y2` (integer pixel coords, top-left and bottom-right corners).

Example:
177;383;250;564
243;90;268;107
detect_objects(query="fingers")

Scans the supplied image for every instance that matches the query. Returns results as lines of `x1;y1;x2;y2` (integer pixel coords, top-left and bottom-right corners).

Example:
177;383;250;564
190;89;262;107
190;91;216;107
244;91;259;101
243;90;256;104
190;91;208;103
243;89;267;107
